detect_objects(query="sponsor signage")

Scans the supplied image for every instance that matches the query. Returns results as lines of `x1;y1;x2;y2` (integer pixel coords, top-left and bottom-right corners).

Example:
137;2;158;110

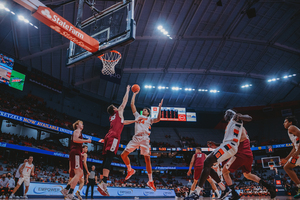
27;183;175;197
186;112;196;122
32;7;99;52
0;110;126;148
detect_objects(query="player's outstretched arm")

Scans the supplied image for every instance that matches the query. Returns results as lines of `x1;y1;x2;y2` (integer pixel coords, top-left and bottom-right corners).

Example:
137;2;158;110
118;85;131;111
73;130;91;143
31;166;35;176
131;90;139;114
187;154;195;176
124;117;143;125
234;113;252;122
152;99;163;124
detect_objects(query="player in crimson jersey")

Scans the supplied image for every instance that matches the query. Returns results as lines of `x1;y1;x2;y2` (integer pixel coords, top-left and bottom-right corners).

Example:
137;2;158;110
61;120;91;200
187;148;220;198
121;90;163;192
97;85;141;196
208;126;276;199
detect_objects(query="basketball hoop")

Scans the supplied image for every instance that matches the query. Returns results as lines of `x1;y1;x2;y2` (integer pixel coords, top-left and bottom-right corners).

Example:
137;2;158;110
269;164;274;170
98;50;121;75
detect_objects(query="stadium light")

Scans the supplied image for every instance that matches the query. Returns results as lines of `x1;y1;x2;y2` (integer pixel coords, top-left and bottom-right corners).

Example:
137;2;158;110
0;4;4;9
4;7;9;12
157;25;163;30
18;15;25;21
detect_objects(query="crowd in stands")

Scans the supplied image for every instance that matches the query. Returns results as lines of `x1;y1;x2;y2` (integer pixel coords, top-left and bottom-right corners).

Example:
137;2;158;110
0;90;100;137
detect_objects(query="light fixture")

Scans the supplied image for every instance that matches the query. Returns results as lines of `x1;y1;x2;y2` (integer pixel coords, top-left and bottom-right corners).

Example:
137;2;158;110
18;15;25;21
0;4;5;9
157;25;163;30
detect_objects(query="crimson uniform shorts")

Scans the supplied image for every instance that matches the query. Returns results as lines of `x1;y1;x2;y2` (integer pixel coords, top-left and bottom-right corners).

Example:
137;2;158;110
103;134;120;155
194;166;203;180
69;150;83;171
225;155;253;173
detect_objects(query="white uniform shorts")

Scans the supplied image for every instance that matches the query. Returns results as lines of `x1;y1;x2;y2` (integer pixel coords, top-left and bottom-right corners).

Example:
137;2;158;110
210;142;238;164
18;176;30;187
125;135;150;156
288;156;300;166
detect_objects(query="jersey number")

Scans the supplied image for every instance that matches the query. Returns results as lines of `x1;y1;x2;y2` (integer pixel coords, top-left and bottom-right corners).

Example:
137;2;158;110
110;114;116;122
138;118;146;124
197;154;202;158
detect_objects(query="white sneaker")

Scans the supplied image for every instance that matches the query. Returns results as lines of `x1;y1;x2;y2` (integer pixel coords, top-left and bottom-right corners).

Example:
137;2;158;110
75;191;82;200
15;196;20;199
97;181;109;196
23;195;28;199
65;194;74;200
61;189;68;197
9;194;15;199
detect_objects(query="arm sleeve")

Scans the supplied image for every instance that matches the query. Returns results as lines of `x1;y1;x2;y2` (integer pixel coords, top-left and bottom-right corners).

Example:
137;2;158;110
133;111;140;119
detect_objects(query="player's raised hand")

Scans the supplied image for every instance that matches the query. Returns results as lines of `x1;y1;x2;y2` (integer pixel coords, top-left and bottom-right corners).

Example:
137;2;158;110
127;85;131;91
207;141;217;148
159;99;163;107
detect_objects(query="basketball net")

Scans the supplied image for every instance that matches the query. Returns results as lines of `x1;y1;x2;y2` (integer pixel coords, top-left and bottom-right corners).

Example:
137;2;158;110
98;50;122;75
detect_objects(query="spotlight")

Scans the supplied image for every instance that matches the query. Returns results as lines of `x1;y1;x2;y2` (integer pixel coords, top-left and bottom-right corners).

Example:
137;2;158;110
163;31;168;35
18;15;25;21
4;8;10;12
283;76;288;79
10;11;15;15
24;19;29;23
34;26;38;29
293;74;296;76
216;0;222;6
288;75;292;77
0;4;4;9
157;25;163;30
272;78;276;81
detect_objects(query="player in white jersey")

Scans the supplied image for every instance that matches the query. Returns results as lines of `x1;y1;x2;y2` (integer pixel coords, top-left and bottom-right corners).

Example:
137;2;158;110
10;156;34;199
280;116;300;198
186;109;252;200
121;90;163;191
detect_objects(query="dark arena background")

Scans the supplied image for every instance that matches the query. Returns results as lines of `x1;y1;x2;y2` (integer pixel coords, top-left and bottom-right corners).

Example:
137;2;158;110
0;0;300;199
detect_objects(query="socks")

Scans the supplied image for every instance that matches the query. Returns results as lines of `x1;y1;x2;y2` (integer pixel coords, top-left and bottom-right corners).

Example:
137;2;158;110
229;185;237;195
259;179;269;187
127;164;132;171
103;176;107;183
68;188;74;194
195;186;202;195
215;189;220;198
148;173;153;182
65;184;70;190
297;184;300;188
218;182;226;190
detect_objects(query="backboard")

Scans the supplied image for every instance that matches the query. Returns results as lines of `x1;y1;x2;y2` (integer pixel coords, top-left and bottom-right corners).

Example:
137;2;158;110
66;0;135;67
261;156;281;168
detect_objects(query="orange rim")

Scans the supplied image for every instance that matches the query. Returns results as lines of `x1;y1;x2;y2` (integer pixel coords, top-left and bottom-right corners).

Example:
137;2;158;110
98;50;122;62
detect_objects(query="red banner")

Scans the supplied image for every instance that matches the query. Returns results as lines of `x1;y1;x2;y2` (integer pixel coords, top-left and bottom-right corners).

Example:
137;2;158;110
32;6;99;52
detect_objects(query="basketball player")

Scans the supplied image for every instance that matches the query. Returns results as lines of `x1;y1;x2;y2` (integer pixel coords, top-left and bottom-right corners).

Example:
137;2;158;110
280;116;300;198
97;85;141;196
61;120;91;200
9;156;34;199
186;147;220;198
187;109;252;200
209;129;276;199
121;90;163;191
74;145;89;200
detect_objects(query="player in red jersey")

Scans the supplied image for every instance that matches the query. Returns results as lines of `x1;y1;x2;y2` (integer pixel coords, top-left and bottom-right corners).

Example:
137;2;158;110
61;120;91;200
97;85;141;196
208;127;276;200
187;147;220;198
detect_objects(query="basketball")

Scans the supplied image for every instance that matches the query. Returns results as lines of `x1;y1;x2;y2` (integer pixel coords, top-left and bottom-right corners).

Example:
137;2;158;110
131;84;140;93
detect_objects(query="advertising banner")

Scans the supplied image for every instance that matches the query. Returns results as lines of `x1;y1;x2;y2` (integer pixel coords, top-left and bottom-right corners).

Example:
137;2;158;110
27;182;175;198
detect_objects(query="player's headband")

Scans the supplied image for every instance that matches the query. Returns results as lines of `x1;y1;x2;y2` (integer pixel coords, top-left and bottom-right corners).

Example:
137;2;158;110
224;109;236;122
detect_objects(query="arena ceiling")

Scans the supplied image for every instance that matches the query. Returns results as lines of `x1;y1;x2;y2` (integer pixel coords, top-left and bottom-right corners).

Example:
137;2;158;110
0;0;300;111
